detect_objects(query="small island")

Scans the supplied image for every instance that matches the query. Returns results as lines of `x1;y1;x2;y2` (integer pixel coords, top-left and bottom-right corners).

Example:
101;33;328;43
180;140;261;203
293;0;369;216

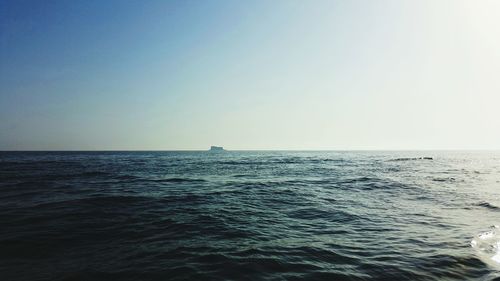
209;146;225;152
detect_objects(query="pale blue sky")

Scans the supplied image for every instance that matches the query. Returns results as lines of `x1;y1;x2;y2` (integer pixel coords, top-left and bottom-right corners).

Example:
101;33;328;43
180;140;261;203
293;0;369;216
1;0;499;150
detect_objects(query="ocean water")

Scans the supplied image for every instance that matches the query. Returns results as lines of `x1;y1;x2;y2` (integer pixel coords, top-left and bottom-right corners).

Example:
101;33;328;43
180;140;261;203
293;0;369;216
1;151;500;281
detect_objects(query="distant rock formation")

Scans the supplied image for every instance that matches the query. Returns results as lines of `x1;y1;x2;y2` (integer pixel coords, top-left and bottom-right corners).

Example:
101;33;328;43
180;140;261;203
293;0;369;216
209;146;225;152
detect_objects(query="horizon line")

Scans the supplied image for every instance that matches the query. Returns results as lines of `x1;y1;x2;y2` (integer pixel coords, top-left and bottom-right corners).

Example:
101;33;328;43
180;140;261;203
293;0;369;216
1;149;500;152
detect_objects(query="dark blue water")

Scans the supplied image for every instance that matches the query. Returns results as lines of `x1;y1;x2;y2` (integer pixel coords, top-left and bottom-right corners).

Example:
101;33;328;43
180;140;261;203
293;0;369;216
1;151;500;280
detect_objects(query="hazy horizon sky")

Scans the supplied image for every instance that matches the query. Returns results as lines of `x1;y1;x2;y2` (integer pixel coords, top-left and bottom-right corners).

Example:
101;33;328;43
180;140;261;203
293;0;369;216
1;0;500;150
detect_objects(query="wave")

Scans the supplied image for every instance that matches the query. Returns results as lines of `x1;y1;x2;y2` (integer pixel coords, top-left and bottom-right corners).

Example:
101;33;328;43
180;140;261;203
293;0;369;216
79;171;110;177
471;226;500;267
147;178;206;183
216;157;347;166
432;177;456;182
476;202;500;211
389;157;433;161
110;175;206;184
287;207;360;223
341;176;378;184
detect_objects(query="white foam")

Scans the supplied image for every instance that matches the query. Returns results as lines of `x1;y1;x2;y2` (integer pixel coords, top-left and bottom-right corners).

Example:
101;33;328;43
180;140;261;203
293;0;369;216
493;253;500;263
472;226;500;267
479;231;495;240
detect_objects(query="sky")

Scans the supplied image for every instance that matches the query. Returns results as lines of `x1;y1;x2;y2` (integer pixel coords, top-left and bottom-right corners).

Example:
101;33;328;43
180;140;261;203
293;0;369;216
1;0;500;150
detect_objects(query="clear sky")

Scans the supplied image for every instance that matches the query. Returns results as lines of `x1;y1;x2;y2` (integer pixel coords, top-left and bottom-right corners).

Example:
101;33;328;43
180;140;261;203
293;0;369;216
1;0;499;150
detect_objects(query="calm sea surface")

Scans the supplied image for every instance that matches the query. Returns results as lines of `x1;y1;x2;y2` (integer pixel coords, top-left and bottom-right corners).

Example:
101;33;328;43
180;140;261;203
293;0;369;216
1;151;500;280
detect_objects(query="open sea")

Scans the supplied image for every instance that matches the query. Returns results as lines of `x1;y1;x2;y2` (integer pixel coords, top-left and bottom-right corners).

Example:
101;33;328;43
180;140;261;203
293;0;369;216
1;151;500;281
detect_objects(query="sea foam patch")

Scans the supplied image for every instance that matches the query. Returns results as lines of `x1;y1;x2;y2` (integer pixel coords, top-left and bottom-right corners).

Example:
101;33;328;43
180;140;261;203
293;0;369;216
472;225;500;267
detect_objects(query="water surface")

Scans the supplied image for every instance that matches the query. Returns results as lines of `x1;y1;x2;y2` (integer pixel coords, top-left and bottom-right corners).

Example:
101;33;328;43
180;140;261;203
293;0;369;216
1;151;500;280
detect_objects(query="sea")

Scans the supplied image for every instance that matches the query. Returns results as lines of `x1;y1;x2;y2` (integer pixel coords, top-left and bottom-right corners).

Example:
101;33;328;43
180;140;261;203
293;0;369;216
1;151;500;281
